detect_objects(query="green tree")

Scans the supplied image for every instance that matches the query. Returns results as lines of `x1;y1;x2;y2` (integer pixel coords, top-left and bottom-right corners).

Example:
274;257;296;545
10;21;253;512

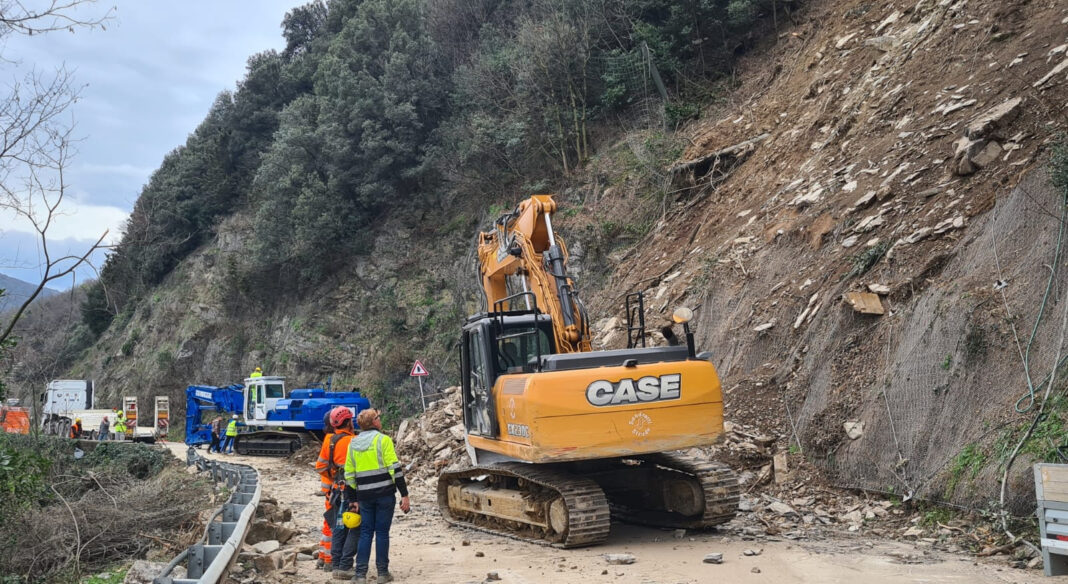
246;0;446;288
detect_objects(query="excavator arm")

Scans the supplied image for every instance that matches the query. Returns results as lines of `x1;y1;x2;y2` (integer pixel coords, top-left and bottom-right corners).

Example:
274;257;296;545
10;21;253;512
477;194;591;353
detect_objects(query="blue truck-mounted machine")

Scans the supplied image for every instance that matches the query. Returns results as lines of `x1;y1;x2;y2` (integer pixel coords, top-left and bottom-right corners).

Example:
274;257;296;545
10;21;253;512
185;375;371;455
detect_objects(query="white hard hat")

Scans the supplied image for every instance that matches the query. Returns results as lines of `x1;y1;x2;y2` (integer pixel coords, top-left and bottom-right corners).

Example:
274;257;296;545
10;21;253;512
231;414;238;419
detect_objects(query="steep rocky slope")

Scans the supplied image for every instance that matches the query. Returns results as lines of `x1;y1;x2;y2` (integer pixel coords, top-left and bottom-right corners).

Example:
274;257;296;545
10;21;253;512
588;0;1068;509
51;210;477;415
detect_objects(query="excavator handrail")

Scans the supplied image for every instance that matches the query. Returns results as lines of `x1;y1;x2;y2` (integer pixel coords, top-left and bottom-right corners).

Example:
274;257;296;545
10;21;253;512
492;290;540;315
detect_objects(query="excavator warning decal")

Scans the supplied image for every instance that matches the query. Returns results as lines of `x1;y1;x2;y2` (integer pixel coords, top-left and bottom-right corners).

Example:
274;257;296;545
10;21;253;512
585;374;681;406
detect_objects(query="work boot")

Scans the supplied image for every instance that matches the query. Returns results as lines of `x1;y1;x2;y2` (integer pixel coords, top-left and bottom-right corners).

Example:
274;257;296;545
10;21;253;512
352;574;368;583
332;570;350;581
377;572;394;583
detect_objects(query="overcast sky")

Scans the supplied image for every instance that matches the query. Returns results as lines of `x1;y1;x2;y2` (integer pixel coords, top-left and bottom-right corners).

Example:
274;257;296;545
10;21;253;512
0;1;307;290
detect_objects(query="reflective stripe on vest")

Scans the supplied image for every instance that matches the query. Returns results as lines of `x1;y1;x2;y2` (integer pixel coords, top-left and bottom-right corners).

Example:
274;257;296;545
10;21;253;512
348;434;403;492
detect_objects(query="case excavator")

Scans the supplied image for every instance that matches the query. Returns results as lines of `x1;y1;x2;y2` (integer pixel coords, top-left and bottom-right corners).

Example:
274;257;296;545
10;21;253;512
438;194;740;547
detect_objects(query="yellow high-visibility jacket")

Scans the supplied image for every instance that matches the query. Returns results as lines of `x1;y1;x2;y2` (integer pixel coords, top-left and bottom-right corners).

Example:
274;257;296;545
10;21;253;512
343;430;407;500
226;420;238;437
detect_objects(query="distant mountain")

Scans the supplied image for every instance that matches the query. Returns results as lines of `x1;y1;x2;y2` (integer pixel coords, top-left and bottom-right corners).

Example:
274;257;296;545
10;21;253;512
0;273;59;313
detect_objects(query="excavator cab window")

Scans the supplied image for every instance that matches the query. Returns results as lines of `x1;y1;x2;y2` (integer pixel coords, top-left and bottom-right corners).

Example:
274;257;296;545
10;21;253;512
494;327;552;375
264;383;284;399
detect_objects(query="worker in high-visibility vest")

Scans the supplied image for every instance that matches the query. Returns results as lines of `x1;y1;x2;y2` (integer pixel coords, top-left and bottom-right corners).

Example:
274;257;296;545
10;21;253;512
223;415;238;454
248;367;262;419
343;409;409;583
113;410;127;439
314;410;337;569
318;407;358;576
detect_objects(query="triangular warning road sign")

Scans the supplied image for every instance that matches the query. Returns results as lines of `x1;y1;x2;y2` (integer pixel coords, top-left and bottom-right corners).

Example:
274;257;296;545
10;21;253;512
410;360;429;377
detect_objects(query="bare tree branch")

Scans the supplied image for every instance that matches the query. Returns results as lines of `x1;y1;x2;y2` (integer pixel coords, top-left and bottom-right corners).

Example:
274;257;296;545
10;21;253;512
0;1;114;38
0;1;113;383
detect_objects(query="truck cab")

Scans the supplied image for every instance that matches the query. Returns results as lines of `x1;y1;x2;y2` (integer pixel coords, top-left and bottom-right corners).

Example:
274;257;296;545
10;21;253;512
41;379;95;414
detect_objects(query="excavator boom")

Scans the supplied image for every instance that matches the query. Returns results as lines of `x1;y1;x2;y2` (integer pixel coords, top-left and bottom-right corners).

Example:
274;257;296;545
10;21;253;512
477;195;590;353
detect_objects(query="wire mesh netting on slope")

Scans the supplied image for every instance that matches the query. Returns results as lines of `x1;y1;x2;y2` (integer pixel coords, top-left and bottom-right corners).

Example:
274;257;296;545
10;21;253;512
781;169;1068;512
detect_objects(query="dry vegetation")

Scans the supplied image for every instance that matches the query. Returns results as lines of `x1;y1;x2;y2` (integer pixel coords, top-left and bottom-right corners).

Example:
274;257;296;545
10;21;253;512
0;437;212;583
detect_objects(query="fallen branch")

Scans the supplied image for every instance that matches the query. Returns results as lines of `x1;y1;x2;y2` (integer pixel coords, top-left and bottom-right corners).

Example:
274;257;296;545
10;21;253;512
976;541;1017;557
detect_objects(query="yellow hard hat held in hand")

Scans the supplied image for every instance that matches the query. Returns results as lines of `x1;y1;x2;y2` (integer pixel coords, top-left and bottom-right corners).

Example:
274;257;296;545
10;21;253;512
342;511;361;529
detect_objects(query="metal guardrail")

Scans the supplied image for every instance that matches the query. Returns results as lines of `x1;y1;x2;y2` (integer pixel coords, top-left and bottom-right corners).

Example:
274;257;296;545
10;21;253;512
154;447;261;584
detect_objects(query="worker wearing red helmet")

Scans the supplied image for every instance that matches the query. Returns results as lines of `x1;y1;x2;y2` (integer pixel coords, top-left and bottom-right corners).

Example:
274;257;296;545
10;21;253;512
315;407;357;572
314;409;337;568
322;407;360;578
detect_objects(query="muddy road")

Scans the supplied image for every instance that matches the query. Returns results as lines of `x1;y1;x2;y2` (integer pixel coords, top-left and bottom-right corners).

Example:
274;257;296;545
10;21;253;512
165;443;1041;584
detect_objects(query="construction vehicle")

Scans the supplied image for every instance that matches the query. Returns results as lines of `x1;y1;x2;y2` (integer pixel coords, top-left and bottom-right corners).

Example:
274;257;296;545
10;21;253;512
1;399;31;434
437;194;740;547
39;380;165;441
184;376;371;455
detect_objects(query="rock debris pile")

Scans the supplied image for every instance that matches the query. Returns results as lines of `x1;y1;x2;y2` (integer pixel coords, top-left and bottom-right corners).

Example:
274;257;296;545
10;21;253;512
385;383;1037;568
395;386;468;486
228;496;314;583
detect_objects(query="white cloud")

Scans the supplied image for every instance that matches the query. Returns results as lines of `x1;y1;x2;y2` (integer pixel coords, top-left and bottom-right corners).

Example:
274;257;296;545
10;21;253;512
0;199;127;246
77;162;154;179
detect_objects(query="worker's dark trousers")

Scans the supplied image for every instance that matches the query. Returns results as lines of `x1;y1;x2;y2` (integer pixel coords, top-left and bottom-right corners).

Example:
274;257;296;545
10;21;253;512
209;433;221;453
353;494;395;577
331;508;356;571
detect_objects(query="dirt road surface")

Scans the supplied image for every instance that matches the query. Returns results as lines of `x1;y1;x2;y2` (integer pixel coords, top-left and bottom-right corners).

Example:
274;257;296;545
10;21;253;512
166;443;1043;584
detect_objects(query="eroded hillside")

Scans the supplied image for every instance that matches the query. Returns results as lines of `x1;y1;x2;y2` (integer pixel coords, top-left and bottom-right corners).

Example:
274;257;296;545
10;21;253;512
585;0;1068;510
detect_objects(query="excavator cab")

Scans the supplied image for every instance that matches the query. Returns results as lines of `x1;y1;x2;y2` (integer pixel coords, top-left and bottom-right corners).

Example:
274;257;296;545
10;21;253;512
460;311;554;439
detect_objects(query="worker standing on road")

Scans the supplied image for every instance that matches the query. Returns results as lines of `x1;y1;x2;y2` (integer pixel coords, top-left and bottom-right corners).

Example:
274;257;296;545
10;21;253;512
69;418;82;439
343;409;409;583
223;415;238;454
318;407;358;579
99;416;110;441
113;409;127;440
209;416;223;453
315;410;339;569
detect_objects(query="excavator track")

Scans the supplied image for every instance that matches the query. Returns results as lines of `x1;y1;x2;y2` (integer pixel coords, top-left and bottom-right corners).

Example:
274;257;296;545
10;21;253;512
234;431;303;456
437;462;611;548
602;452;741;529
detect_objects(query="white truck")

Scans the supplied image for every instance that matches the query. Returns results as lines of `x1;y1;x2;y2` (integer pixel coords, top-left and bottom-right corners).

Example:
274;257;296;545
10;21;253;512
40;380;167;442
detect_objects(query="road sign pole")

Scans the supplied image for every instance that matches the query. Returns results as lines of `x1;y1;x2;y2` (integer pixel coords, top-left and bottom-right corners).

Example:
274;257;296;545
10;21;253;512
411;360;430;412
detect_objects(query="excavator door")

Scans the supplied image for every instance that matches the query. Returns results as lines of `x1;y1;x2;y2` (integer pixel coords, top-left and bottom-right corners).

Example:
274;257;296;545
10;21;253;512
461;321;498;438
461;313;555;440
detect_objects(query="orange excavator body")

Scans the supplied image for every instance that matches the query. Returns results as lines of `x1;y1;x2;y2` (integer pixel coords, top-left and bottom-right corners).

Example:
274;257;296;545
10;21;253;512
439;194;739;547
